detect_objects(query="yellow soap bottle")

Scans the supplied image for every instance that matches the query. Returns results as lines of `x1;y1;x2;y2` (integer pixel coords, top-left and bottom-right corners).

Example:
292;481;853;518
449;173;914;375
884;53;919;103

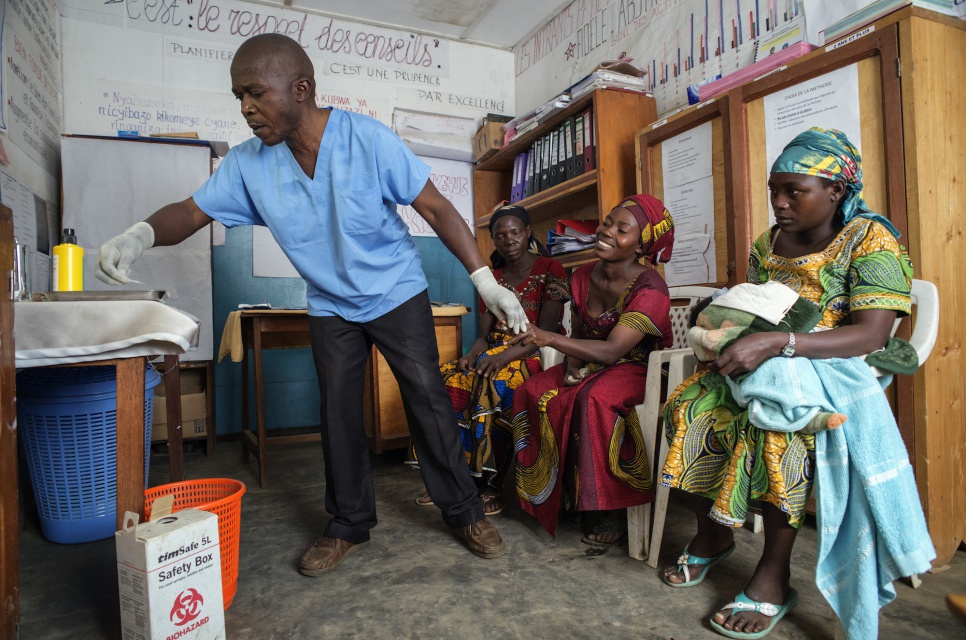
52;228;84;292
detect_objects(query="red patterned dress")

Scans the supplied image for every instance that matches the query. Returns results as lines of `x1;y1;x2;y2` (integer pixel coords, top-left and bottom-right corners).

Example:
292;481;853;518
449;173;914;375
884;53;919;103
510;262;671;537
437;256;569;478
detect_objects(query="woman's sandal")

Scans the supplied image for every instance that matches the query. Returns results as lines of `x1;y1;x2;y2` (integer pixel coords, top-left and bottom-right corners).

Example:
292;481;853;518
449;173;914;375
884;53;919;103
480;491;504;516
580;515;627;546
709;588;798;639
662;542;736;588
414;492;434;507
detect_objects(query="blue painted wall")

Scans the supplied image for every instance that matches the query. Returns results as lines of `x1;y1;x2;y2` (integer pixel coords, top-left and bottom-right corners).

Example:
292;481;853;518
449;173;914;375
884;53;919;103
211;226;479;435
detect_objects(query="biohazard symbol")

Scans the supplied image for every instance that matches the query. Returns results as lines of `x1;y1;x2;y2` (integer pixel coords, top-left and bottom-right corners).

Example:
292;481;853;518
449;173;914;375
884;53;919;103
170;588;204;626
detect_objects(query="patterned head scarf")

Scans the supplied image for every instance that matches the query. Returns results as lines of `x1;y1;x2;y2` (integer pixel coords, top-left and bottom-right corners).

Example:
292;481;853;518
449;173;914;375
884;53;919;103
771;127;900;238
487;204;548;268
618;194;675;265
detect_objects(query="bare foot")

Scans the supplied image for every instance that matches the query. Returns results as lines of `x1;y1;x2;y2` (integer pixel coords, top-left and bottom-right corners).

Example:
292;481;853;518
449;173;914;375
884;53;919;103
581;511;627;546
803;411;847;434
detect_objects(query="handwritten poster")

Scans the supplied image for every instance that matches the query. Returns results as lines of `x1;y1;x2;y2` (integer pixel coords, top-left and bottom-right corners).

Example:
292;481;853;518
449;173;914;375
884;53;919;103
2;0;62;175
394;109;477;162
661;122;716;285
61;0;512;144
0;167;55;292
513;0;806;115
253;154;474;277
397;156;474;237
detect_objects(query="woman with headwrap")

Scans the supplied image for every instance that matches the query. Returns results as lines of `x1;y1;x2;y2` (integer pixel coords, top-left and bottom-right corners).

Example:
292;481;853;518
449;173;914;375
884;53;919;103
660;128;915;639
509;194;674;543
410;205;569;516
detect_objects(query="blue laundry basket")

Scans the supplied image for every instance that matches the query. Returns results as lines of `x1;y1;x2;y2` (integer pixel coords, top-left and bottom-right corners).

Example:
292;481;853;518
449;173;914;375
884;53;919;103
16;364;161;544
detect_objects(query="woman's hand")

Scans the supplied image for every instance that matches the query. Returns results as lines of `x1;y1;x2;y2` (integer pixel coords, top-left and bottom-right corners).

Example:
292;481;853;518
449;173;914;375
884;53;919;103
563;363;587;386
509;324;556;349
457;351;482;372
710;332;786;378
476;352;512;378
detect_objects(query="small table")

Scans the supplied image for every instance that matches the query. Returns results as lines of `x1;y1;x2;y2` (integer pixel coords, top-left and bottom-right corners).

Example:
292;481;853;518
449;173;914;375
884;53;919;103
14;300;200;526
224;307;467;487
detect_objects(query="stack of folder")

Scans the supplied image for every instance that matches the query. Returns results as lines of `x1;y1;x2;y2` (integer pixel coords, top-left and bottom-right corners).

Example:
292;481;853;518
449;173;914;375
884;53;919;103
508;107;597;203
546;219;598;255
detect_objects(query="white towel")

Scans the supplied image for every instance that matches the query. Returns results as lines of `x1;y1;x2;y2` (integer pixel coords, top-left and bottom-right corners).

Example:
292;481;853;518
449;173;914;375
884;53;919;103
708;281;799;325
14;300;200;368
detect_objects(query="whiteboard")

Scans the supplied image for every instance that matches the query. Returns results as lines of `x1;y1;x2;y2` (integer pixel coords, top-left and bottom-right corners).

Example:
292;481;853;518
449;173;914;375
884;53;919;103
60;137;214;361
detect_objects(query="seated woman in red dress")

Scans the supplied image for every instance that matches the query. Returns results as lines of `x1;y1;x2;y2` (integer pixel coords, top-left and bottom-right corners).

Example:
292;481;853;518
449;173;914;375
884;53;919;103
510;194;674;544
412;205;569;515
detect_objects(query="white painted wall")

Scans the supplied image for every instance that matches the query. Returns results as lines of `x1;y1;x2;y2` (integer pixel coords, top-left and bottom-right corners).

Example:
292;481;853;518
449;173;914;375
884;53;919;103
58;0;514;143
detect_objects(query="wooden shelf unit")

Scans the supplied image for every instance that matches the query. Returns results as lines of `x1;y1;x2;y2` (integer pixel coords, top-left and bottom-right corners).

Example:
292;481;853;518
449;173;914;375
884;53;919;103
474;89;657;264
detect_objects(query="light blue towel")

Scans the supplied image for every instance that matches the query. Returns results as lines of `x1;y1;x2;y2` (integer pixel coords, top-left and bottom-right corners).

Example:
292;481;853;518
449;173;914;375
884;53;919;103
728;357;935;640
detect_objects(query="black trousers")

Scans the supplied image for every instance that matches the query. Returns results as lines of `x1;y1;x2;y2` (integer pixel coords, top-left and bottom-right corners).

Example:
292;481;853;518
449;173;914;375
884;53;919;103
308;290;484;543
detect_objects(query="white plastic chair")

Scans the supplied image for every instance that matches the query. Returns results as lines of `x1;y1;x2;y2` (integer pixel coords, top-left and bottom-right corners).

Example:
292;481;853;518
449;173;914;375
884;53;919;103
538;288;719;561
643;278;941;568
628;286;718;561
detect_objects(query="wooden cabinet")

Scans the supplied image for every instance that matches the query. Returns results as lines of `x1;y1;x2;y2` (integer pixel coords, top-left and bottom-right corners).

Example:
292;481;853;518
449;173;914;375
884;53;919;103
0;205;18;639
363;309;466;454
632;7;966;564
473;89;657;269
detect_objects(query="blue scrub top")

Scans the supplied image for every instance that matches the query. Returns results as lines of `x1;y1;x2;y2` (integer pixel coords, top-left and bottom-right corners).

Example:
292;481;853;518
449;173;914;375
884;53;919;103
193;108;432;322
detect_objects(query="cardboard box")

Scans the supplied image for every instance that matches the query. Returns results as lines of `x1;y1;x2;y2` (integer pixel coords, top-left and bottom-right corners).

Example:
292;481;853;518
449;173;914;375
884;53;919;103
155;368;205;396
474;122;504;162
152;365;208;442
116;509;225;640
152;392;208;442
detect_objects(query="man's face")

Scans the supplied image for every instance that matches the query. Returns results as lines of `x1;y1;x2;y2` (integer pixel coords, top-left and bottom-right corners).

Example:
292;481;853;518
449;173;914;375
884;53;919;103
230;54;298;146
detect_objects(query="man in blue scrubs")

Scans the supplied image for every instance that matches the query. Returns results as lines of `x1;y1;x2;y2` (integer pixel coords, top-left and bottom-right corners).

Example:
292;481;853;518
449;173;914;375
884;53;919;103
96;34;525;574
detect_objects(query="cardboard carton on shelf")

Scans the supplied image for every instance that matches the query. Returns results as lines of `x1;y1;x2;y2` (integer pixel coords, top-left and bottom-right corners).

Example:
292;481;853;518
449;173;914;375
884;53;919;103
474;121;504;162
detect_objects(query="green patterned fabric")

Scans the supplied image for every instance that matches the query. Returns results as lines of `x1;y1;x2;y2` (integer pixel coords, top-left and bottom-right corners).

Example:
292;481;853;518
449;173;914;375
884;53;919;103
771;127;900;238
865;337;919;375
661;217;912;528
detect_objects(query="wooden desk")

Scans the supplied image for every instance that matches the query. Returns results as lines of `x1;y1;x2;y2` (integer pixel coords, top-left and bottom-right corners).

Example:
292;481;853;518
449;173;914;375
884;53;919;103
235;307;467;486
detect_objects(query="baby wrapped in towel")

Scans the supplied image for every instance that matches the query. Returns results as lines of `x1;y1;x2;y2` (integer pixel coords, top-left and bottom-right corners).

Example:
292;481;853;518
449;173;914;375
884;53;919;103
688;281;847;433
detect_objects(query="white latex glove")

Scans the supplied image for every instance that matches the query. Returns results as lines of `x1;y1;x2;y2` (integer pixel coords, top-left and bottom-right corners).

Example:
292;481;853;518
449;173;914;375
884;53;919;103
95;221;155;285
470;267;528;334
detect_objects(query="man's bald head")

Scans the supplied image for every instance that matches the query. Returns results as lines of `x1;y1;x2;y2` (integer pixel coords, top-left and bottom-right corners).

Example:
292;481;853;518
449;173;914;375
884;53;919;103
232;34;315;88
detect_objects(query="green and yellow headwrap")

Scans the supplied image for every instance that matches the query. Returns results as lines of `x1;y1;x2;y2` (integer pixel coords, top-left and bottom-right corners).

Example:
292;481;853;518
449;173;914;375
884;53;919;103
771;127;900;238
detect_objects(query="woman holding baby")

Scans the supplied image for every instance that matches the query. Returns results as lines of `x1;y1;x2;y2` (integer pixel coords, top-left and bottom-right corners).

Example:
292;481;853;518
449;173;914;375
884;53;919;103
660;128;928;639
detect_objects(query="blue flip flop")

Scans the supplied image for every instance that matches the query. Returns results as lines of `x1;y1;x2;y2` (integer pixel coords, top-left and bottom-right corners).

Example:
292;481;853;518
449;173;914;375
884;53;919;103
709;588;799;639
662;542;736;588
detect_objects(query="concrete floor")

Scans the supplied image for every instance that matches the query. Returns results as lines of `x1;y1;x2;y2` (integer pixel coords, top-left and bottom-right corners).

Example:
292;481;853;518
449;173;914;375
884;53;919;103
18;440;966;639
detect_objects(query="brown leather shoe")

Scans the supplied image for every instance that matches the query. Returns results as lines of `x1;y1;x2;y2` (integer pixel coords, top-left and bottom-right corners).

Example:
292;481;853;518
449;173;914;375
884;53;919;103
299;537;369;576
450;518;506;558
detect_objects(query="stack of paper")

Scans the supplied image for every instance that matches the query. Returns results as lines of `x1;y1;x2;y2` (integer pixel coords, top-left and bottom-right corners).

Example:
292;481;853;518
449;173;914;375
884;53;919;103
504;94;571;143
568;70;649;101
546;219;597;255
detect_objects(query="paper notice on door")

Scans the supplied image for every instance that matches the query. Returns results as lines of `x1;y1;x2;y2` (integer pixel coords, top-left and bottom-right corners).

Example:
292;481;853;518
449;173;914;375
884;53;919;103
664;233;714;287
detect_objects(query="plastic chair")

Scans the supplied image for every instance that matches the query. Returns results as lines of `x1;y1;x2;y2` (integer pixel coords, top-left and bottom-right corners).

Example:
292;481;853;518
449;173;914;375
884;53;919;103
537;288;719;561
628;286;718;561
643;278;941;568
